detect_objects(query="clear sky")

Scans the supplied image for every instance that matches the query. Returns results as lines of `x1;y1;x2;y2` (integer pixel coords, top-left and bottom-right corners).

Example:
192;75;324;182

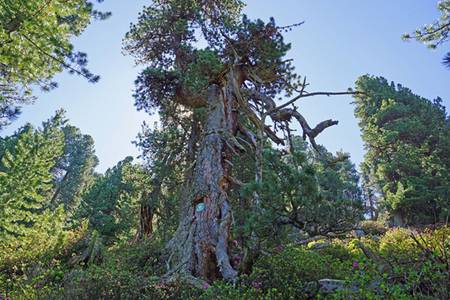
2;0;449;172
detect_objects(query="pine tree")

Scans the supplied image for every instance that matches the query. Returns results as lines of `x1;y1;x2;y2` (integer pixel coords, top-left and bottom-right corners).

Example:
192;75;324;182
402;1;450;68
354;75;450;225
51;124;98;213
133;124;186;241
125;0;356;283
80;157;150;244
240;138;363;244
0;112;66;268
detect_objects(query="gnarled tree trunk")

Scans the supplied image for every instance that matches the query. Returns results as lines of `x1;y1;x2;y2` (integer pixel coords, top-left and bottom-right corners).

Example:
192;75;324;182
165;69;242;283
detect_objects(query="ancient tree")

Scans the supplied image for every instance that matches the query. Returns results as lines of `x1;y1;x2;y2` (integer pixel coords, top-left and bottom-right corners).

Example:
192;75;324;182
125;0;356;283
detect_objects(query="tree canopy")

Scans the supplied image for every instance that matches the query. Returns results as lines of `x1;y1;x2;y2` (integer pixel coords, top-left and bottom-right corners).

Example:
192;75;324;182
354;75;450;225
0;0;109;129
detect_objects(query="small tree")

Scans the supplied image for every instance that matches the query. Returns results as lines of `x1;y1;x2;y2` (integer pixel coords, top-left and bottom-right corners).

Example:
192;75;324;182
241;138;363;241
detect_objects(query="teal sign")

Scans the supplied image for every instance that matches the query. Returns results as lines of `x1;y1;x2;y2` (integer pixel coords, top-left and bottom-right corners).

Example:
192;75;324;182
196;202;205;212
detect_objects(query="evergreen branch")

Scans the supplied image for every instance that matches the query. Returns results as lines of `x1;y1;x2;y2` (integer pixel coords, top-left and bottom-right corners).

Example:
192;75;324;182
276;21;305;31
19;32;96;82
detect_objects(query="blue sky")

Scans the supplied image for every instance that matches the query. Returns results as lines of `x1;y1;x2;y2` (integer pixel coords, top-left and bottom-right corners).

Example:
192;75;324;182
2;0;449;172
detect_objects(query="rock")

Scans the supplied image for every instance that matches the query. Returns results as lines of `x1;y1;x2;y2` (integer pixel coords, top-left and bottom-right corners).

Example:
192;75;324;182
318;279;359;294
309;242;331;250
353;229;365;237
318;279;347;293
318;278;380;295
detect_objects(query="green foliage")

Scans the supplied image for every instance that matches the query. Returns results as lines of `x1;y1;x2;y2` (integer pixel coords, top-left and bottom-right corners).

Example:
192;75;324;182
195;281;281;300
0;222;88;299
0;112;102;298
228;15;300;96
125;0;299;116
0;112;65;252
183;49;224;93
345;227;449;299
238;137;363;246
354;75;450;225
124;0;244;68
0;207;67;270
359;220;388;236
0;0;108;129
51;124;98;214
3;1;449;299
7;222;447;299
134;123;190;241
0;0;108;84
249;246;350;299
30;239;168;300
80;157;150;243
402;1;450;68
243;226;448;299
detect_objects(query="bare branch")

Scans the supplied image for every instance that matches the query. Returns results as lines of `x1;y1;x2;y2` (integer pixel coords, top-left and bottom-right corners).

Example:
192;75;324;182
269;90;360;115
264;125;285;145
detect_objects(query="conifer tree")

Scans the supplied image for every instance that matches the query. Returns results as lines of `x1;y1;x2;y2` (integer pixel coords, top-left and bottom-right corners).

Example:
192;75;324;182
0;112;66;268
133;124;186;241
81;157;151;244
51;124;98;213
239;138;363;246
125;0;356;283
354;75;450;225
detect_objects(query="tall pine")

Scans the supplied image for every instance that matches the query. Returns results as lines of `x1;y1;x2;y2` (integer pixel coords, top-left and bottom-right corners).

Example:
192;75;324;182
0;113;66;268
126;0;356;283
354;75;450;225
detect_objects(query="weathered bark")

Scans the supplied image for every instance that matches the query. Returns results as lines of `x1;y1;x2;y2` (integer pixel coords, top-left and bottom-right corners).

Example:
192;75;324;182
165;69;242;282
135;200;154;241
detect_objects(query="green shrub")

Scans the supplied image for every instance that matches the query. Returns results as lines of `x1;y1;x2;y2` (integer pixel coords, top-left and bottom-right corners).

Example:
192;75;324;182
378;228;419;259
4;226;448;299
248;245;350;299
339;226;449;299
196;282;266;300
314;241;353;263
360;220;388;236
56;239;165;299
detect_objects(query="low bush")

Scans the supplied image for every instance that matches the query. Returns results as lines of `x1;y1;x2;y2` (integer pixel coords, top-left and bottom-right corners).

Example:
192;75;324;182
359;220;388;236
247;245;351;299
2;226;448;299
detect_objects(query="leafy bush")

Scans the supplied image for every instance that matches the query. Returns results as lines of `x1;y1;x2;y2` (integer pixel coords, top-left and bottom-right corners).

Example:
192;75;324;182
196;281;282;300
360;220;388;235
0;220;87;299
314;241;353;263
4;225;448;299
248;245;350;299
340;226;449;299
54;239;165;299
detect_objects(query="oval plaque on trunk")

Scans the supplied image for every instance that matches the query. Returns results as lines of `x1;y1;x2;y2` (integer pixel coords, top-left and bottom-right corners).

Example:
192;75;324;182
196;202;205;212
